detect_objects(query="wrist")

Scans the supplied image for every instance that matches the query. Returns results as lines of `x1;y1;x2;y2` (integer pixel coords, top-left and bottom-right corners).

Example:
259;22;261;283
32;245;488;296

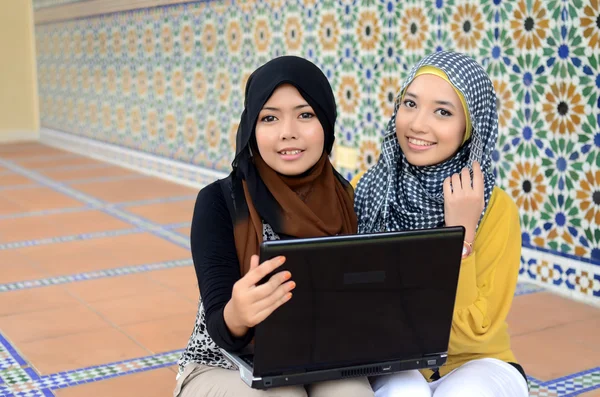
464;226;476;244
461;240;473;259
224;300;249;338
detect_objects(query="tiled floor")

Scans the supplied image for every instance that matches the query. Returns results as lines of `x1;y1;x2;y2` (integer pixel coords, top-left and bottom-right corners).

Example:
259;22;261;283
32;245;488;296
0;141;599;396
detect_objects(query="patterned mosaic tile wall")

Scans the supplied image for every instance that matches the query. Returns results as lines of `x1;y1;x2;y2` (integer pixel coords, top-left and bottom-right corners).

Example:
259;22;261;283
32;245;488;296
34;0;600;300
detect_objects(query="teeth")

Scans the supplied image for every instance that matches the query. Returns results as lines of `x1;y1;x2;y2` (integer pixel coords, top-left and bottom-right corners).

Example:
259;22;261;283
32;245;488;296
408;138;434;147
281;150;302;155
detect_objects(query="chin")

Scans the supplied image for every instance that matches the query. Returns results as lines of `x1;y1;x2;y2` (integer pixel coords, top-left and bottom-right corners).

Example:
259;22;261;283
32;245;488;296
274;164;311;176
403;153;437;167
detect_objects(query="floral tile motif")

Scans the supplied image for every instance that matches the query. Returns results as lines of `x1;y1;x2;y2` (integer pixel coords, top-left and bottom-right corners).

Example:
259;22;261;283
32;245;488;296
33;1;600;305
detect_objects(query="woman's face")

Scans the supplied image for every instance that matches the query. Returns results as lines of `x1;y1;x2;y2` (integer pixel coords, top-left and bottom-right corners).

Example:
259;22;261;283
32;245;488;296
255;84;325;175
395;74;467;167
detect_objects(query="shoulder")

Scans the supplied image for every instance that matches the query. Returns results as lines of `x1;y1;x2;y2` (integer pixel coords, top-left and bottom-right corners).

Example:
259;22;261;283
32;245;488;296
195;180;226;207
487;187;519;219
192;179;231;223
478;187;520;236
350;170;366;189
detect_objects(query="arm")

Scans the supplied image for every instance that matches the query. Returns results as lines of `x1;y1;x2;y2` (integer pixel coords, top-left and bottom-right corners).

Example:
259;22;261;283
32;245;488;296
190;183;254;350
449;189;521;351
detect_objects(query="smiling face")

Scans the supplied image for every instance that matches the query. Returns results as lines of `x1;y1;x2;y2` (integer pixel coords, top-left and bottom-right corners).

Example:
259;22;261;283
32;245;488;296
254;84;325;176
395;74;467;167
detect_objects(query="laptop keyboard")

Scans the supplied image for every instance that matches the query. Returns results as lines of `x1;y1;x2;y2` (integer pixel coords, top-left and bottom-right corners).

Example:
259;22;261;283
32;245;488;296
239;354;254;366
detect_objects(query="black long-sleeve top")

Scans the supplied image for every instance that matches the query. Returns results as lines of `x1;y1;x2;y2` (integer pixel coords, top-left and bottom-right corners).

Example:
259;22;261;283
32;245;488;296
189;181;255;351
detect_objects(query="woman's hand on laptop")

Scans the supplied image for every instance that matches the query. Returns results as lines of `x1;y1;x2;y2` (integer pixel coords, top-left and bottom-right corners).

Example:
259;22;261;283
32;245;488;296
224;255;296;338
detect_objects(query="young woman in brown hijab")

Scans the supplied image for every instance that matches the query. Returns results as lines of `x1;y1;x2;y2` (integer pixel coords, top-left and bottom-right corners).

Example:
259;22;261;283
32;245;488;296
174;56;373;397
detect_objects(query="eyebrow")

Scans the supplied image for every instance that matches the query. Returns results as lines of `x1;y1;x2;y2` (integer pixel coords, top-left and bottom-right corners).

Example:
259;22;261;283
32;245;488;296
261;104;311;111
404;92;457;110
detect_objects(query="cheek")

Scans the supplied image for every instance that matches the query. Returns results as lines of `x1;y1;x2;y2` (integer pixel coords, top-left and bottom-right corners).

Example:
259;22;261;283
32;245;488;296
395;114;408;137
254;128;274;154
305;123;325;148
438;121;465;147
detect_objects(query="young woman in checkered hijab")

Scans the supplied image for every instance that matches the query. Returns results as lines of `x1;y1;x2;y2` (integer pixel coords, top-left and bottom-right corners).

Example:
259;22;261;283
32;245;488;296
353;51;528;397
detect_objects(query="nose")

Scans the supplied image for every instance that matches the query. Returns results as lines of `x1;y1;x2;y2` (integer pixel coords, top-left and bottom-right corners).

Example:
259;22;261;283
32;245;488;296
279;117;298;140
407;108;429;135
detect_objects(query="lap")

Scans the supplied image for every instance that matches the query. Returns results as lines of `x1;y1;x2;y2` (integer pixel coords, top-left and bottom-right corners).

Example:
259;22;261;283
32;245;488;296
175;364;307;397
176;364;374;397
307;377;374;397
431;358;528;397
371;370;431;397
370;359;528;397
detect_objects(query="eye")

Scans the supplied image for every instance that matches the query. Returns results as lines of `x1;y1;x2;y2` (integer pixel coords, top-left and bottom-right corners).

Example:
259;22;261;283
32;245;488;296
435;109;453;117
299;112;315;119
260;115;277;122
403;100;416;108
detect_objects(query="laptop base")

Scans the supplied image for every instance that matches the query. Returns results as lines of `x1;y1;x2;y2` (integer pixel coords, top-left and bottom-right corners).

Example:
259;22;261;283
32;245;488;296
221;349;447;390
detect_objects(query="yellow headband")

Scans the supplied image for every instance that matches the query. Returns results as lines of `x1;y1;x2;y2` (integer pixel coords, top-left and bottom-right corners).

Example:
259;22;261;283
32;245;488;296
402;66;472;143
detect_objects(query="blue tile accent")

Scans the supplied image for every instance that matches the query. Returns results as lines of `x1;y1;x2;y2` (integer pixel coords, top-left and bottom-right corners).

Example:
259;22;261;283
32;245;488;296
0;258;193;292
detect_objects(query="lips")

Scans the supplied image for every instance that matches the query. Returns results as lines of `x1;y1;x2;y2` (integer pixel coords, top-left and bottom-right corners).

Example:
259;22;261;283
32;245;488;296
407;137;435;147
278;149;304;155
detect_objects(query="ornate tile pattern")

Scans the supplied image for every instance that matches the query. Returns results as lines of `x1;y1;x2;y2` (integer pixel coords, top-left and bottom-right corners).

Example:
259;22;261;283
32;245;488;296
33;1;600;298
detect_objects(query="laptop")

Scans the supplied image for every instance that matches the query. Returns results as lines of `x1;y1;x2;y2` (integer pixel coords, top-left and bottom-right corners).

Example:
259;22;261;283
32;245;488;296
221;226;465;389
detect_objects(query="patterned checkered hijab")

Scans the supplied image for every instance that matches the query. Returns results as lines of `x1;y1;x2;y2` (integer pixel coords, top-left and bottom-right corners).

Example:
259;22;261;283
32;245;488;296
355;51;498;233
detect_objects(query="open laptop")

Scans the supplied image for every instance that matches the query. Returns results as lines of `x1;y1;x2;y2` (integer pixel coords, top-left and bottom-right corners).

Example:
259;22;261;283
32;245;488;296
221;226;465;389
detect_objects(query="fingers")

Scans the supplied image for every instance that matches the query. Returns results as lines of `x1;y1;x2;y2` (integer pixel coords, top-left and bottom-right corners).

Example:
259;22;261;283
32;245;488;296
443;176;452;197
249;255;259;272
251;268;293;299
253;291;293;324
447;164;483;195
471;161;484;194
254;280;296;311
243;256;286;286
461;167;472;190
451;172;462;192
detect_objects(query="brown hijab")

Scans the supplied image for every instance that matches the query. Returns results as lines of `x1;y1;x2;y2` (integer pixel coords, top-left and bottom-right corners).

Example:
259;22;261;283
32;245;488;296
222;56;357;275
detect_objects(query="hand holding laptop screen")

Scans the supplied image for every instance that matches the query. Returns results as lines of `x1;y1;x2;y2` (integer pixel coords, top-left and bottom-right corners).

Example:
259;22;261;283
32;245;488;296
224;255;294;338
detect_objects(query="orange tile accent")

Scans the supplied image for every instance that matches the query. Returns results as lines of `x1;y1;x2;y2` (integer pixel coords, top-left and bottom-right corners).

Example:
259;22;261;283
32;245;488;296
65;273;169;303
20;327;150;374
89;287;196;326
508;292;600;336
0;186;85;212
15;156;104;170
176;226;190;237
73;177;196;203
511;317;600;380
0;285;79;316
127;199;195;225
16;233;190;276
40;165;135;181
0;173;36;186
0;143;69;158
0;250;49;283
147;267;199;303
122;313;194;354
0;302;111;343
0;195;27;215
0;209;131;243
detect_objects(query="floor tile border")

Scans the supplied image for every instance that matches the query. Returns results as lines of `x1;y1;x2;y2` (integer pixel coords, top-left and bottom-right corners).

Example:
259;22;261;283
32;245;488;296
0;157;189;250
0;258;193;292
0;221;190;251
0;195;197;221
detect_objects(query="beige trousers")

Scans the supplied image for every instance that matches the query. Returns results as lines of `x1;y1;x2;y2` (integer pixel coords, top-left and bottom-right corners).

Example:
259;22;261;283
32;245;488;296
174;363;374;397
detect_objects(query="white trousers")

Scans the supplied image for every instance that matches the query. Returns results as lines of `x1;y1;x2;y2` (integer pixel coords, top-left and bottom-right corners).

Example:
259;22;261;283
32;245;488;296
371;358;528;397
